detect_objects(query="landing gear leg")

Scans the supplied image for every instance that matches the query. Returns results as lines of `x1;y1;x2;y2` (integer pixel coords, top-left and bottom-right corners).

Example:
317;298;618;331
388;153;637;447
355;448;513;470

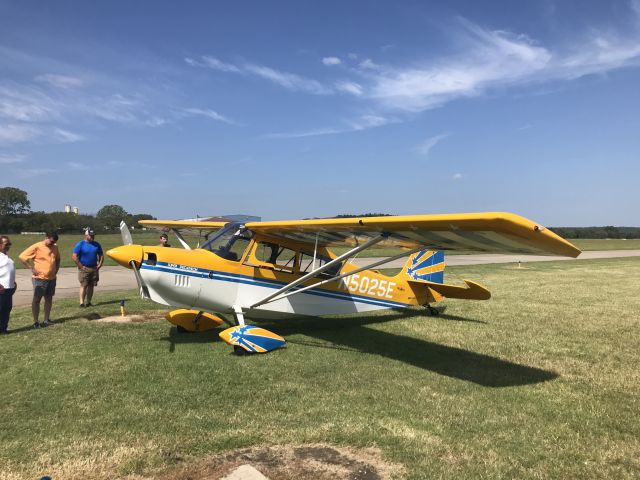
231;307;249;356
232;304;246;326
192;311;204;331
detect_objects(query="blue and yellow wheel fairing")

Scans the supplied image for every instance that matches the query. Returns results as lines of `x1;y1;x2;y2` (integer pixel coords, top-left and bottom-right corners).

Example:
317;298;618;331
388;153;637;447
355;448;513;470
219;325;286;353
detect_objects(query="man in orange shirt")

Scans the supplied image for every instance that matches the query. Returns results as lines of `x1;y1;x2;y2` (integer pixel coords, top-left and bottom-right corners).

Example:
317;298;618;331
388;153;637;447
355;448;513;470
19;232;61;328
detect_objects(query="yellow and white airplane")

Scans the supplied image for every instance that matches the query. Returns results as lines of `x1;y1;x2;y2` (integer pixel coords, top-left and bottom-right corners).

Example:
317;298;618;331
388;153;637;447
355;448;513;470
106;212;580;354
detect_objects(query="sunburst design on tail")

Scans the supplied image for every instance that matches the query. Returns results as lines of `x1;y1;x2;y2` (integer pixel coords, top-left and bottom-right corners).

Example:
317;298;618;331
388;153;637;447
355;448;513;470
404;250;445;283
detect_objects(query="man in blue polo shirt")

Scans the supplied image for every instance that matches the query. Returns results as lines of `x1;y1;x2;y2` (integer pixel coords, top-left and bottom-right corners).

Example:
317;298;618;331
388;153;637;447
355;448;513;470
72;228;104;307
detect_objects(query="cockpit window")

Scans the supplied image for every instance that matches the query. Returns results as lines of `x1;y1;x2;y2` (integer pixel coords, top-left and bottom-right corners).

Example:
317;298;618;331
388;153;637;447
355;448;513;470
201;223;253;262
299;251;342;278
254;242;297;271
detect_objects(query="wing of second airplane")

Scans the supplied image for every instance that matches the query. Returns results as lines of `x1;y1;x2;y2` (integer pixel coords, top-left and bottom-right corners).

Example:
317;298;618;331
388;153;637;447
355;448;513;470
244;212;581;257
139;219;228;235
139;219;229;249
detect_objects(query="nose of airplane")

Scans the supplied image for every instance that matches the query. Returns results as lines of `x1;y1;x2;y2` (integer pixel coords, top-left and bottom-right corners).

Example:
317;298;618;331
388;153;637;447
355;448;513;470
106;244;144;268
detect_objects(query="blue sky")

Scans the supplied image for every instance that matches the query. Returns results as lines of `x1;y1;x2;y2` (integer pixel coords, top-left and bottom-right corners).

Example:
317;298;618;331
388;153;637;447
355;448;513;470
1;0;639;226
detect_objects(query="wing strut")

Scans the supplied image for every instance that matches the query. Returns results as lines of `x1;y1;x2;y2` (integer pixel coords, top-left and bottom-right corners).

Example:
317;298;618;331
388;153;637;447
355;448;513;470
171;228;192;250
267;245;427;304
249;233;388;309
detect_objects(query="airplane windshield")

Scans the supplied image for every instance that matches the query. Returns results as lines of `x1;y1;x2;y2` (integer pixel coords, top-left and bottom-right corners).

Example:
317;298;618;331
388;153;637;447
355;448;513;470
201;223;253;262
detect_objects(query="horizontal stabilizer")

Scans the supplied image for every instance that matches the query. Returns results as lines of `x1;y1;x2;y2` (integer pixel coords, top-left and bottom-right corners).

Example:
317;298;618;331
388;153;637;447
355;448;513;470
219;325;286;353
413;279;491;300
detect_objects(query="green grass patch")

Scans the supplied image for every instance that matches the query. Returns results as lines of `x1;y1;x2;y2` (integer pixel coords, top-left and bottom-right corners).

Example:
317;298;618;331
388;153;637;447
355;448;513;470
1;258;639;479
571;238;640;250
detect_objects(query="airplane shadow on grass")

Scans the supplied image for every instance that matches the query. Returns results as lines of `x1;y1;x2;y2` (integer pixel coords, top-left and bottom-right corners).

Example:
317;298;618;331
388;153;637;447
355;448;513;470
159;308;558;388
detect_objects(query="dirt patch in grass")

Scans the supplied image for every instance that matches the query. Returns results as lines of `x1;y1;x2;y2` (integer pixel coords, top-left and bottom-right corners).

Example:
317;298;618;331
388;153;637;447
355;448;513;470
92;312;166;324
151;444;404;480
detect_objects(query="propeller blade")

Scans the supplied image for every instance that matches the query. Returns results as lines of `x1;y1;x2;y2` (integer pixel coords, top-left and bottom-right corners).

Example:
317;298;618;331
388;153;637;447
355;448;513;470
120;220;133;246
130;260;150;299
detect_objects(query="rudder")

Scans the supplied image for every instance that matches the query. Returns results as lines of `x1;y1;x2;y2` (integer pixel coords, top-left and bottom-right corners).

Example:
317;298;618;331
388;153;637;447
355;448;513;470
401;250;445;283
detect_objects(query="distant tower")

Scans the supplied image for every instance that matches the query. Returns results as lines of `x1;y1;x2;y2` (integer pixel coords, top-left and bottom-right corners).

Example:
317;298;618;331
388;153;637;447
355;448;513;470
65;204;71;213
73;206;79;215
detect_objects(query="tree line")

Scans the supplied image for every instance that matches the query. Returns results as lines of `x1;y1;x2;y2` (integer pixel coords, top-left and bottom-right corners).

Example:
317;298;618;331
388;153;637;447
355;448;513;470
2;187;639;238
550;226;640;239
334;212;640;239
0;187;155;234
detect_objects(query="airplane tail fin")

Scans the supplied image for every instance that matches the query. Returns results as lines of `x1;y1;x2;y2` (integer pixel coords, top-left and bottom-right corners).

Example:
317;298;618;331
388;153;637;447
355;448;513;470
401;250;445;283
399;250;491;301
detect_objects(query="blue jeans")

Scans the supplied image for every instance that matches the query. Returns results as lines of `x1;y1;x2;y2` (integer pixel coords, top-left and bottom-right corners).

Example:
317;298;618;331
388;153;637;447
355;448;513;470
0;288;13;332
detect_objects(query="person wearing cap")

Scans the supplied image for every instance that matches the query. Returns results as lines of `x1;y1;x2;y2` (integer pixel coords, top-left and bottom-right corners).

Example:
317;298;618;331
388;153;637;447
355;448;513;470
19;231;61;328
0;235;17;334
72;228;104;308
159;233;171;247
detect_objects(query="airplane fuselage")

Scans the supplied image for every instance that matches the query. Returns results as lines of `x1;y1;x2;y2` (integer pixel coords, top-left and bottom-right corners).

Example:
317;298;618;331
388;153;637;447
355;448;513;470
136;243;429;320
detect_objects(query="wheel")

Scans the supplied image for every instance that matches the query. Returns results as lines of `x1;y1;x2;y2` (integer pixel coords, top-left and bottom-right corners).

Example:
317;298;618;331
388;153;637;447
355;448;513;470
233;345;250;355
428;305;439;316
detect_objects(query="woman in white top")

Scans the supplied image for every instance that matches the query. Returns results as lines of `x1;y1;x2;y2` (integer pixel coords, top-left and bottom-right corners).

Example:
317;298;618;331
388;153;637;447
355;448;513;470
0;235;17;334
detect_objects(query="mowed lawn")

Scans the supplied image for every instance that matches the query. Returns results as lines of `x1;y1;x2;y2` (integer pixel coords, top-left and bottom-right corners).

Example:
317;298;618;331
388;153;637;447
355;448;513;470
1;258;639;479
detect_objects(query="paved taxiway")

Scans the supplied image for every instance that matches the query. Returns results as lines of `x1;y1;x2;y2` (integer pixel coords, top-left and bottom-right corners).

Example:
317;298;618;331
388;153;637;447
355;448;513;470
11;249;640;307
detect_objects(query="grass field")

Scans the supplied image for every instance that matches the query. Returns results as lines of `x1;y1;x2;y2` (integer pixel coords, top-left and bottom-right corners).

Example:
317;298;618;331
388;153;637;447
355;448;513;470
7;233;639;270
1;257;638;479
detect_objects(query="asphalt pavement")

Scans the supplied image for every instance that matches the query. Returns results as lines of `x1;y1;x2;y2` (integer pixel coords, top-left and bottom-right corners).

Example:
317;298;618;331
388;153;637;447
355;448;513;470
11;249;640;307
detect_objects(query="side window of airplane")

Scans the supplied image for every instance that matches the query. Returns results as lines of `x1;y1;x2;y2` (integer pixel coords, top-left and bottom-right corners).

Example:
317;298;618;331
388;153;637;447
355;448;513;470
299;251;342;278
226;237;251;262
254;242;296;272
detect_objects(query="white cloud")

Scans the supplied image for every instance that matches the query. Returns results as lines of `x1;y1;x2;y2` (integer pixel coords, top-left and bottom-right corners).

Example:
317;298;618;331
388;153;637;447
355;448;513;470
67;161;90;170
186;55;332;95
358;59;383;71
0;123;41;143
53;128;84;143
145;117;167;127
452;173;462;180
322;56;341;66
0;153;26;164
347;114;392;131
35;74;84;88
244;64;331;94
263;127;345;139
0;84;56;122
335;81;363;96
415;133;450;157
185;55;241;73
183;107;239;125
264;114;395;139
364;16;640;112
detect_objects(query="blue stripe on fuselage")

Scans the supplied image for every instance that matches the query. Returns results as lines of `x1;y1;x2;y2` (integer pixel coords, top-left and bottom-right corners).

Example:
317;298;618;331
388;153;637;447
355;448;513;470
140;261;409;309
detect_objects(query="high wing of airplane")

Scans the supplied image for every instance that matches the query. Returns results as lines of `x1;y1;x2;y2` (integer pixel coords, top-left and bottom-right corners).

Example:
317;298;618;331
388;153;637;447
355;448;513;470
107;212;580;354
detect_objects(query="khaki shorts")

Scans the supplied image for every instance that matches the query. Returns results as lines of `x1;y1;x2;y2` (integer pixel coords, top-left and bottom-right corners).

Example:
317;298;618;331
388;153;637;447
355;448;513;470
78;267;99;287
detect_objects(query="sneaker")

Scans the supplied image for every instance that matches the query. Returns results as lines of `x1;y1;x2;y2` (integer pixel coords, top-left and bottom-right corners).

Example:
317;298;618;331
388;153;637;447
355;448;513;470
86;302;93;307
80;303;85;308
43;320;53;326
33;322;40;329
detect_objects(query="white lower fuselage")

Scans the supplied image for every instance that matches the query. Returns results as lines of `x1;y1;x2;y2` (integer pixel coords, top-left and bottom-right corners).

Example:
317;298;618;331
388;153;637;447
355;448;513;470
139;261;410;320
